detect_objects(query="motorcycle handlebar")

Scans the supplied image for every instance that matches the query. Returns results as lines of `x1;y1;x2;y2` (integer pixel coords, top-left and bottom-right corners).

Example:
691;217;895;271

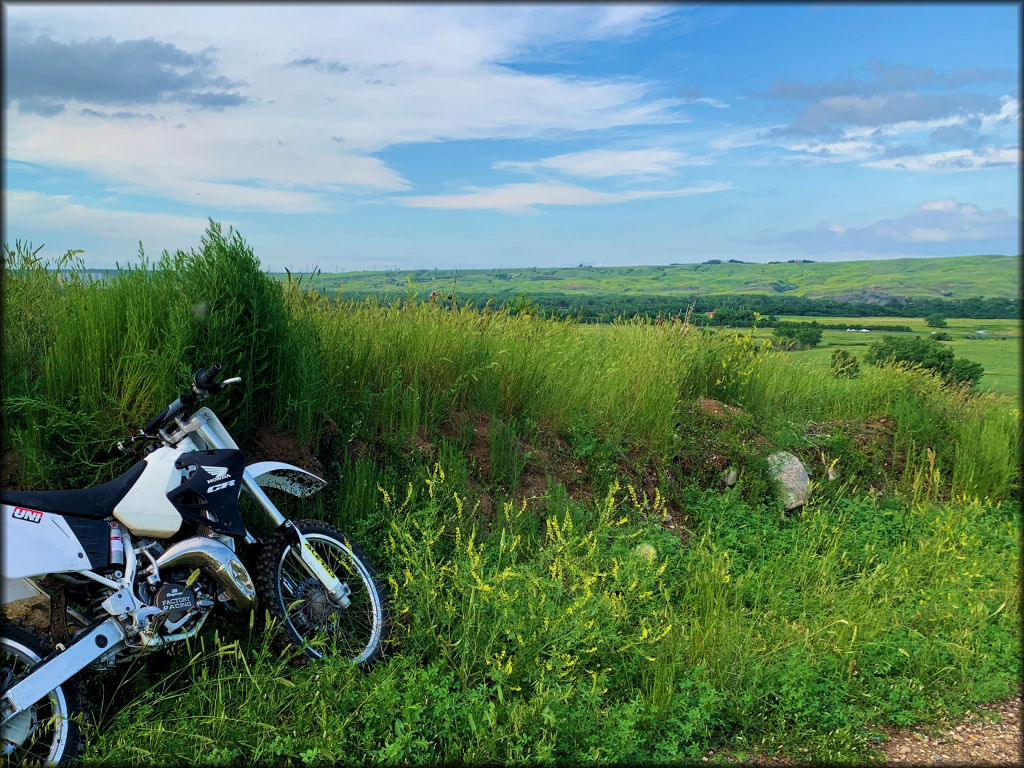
194;362;222;391
106;364;237;460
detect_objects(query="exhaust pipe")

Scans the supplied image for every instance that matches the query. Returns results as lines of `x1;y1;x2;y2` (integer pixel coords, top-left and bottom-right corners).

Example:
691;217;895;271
155;537;256;612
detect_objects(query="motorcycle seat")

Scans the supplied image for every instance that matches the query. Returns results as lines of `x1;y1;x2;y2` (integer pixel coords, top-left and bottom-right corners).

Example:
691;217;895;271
1;460;147;519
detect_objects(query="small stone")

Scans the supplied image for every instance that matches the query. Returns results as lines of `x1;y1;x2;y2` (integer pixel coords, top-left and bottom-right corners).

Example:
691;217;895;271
766;451;811;510
721;467;738;487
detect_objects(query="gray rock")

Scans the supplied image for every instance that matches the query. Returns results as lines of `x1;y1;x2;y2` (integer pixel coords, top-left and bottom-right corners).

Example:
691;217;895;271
721;467;738;487
767;451;811;510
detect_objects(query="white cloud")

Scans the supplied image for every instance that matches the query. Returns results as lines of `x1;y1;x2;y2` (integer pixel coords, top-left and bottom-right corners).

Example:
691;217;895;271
743;93;1018;170
979;96;1020;131
788;199;1018;254
494;148;709;179
777;138;878;164
864;147;1019;172
395;180;731;212
4;189;219;245
918;199;959;212
908;227;952;243
682;96;729;109
4;5;688;214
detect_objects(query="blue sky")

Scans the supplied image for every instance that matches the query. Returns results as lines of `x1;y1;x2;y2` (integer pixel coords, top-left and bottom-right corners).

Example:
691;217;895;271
3;3;1019;271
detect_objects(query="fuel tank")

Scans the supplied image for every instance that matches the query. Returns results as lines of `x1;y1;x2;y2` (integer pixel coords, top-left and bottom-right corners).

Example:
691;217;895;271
113;445;187;537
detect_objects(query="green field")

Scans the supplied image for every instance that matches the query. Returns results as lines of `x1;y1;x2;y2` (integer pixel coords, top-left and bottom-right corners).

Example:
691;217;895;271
278;253;1020;302
755;316;1021;398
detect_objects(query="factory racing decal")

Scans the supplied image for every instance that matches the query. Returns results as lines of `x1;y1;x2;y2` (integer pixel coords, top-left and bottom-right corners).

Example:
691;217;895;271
12;506;44;524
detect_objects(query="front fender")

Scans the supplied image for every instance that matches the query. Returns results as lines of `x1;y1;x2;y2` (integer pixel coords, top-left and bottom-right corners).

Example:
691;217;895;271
246;461;326;498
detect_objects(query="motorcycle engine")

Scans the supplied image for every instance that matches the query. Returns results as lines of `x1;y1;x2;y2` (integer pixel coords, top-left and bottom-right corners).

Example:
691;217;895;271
138;571;215;635
153;582;197;624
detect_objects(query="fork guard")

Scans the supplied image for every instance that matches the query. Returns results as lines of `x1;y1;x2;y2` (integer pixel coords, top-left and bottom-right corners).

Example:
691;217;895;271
246;462;327;498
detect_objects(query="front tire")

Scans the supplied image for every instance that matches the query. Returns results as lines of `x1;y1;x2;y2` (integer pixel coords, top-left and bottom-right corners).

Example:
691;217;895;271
0;620;86;766
255;520;390;668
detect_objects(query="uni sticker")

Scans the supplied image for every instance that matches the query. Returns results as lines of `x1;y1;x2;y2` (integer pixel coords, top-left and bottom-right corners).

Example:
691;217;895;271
12;507;43;524
302;542;336;581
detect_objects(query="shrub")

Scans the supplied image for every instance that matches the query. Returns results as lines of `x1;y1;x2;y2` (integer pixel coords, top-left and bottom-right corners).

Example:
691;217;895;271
772;321;823;349
830;349;860;379
925;313;947;328
865;335;984;389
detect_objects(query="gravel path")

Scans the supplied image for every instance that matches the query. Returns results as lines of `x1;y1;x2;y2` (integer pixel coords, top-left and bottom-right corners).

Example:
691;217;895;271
701;688;1021;765
879;688;1021;765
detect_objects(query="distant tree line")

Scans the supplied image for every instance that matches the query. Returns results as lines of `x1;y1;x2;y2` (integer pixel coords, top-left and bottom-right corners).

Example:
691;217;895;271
332;290;1020;322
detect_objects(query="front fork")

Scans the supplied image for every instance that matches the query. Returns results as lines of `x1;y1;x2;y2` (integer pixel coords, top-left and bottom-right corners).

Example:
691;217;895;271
241;470;351;608
192;419;352;610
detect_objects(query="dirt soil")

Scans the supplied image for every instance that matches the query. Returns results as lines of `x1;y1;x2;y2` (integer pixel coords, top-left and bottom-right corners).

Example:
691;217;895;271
698;398;745;418
701;688;1022;765
878;688;1021;765
246;426;323;475
2;449;26;490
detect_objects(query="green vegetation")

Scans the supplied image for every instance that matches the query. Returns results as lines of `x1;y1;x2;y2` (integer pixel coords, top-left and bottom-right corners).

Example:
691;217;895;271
773;321;824;350
3;226;1019;764
750;317;1021;399
831;349;861;379
866;336;986;390
925;313;948;328
284;254;1020;303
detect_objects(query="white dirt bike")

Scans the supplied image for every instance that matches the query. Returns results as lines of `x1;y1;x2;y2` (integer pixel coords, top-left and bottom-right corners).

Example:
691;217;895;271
1;364;390;764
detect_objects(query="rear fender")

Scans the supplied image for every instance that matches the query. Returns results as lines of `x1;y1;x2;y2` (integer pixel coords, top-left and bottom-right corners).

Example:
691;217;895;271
246;461;326;498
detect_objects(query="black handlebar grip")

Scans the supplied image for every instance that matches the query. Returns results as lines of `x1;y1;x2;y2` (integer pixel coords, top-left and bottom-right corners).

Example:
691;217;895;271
143;407;170;434
195;362;222;389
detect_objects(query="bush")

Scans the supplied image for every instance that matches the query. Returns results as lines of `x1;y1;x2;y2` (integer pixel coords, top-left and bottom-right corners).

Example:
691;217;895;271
773;321;823;349
865;335;984;389
925;313;948;328
830;349;860;379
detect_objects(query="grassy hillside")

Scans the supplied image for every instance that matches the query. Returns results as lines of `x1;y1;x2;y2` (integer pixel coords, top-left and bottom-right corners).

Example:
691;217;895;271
3;227;1019;765
276;254;1020;303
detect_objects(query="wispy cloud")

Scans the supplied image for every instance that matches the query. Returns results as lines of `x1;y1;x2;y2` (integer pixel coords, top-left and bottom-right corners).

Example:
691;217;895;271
395;181;731;212
4;189;218;242
681;88;729;109
787;199;1019;254
493;148;709;179
863;147;1019;172
751;60;1018;170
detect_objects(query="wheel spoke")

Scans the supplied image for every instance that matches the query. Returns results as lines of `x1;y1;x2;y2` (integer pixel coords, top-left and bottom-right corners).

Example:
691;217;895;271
272;530;385;664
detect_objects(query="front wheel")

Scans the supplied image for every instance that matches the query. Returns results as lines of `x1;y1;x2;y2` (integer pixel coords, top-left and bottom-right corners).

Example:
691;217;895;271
255;520;390;668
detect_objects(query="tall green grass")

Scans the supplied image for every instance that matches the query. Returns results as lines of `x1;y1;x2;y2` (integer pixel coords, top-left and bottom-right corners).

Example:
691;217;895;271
2;224;1018;497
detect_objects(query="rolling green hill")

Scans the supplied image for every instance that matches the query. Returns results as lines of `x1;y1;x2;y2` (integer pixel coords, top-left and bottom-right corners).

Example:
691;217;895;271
274;254;1019;303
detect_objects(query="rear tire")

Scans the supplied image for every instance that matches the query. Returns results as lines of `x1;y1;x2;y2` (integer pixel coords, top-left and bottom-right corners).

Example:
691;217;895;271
0;619;86;766
255;520;390;668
